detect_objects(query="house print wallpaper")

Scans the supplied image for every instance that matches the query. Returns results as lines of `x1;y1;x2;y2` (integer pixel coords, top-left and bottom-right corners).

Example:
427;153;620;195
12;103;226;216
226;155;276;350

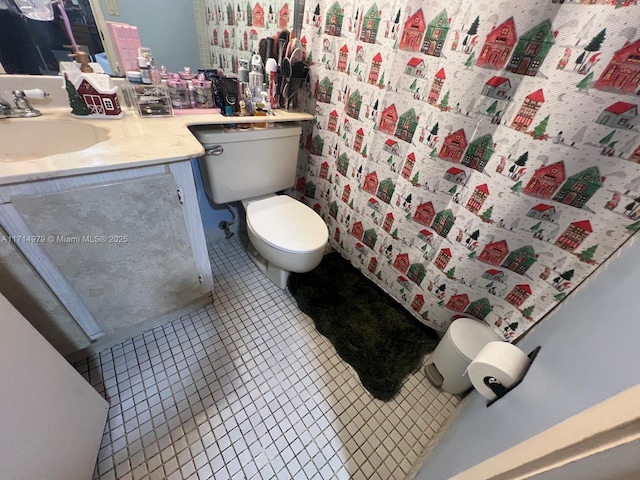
202;0;294;71
291;0;640;340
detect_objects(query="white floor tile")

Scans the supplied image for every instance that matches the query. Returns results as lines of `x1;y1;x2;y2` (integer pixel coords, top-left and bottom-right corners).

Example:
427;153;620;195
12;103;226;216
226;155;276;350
81;237;460;480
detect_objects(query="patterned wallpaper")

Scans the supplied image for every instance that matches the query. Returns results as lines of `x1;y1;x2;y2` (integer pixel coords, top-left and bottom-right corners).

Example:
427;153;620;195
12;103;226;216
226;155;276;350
290;0;640;340
202;0;295;72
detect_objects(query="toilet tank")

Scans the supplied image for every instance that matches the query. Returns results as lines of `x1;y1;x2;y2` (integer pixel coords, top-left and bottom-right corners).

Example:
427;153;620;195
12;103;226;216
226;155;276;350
190;123;302;204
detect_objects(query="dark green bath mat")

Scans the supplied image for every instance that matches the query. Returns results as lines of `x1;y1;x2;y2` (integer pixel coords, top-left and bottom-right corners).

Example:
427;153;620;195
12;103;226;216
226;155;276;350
288;253;439;401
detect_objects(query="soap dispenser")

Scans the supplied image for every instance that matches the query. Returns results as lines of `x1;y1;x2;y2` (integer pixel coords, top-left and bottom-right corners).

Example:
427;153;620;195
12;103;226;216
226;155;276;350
70;51;94;73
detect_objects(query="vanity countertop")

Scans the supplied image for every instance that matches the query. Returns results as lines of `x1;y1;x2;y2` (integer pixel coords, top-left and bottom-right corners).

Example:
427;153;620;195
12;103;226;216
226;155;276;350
0;108;313;186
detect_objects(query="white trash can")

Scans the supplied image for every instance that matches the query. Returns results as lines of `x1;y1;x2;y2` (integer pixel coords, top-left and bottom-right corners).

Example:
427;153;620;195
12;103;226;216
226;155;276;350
425;317;501;394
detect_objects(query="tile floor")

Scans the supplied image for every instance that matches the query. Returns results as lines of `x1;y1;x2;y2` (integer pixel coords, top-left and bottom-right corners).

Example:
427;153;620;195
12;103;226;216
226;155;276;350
76;237;461;480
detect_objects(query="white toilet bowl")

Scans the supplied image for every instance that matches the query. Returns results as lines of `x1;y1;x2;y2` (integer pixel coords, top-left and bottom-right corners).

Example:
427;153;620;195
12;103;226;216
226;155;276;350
242;195;328;288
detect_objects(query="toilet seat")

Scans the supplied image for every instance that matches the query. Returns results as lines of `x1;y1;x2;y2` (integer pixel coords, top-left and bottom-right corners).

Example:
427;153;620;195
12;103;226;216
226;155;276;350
246;195;328;254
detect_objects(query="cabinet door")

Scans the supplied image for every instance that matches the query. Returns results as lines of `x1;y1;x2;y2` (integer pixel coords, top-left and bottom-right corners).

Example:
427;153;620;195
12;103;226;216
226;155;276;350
12;174;204;335
0;226;90;356
0;293;108;480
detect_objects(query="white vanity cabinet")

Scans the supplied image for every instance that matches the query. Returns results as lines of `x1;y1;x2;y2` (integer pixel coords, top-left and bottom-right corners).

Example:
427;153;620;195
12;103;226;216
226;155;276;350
0;161;214;358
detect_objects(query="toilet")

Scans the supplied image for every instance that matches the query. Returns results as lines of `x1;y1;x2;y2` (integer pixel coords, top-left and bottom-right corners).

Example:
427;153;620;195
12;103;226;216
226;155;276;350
191;123;328;288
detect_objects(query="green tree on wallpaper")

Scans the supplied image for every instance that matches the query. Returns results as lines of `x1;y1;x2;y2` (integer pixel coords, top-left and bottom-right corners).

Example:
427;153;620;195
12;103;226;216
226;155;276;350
464;16;479;48
574;51;585;70
409;78;418;91
439;91;450;111
466;229;479;246
532;115;550;139
522;305;535;318
576;72;594;91
487;101;498;116
378;72;385;89
412;172;420;185
468;250;477;259
510;151;528;177
511;180;523;193
468;16;479;35
464;52;476;68
584;29;606;62
448;185;458;195
481;205;493;222
446;267;456;279
599;130;615;146
428;122;439;142
578;244;598;262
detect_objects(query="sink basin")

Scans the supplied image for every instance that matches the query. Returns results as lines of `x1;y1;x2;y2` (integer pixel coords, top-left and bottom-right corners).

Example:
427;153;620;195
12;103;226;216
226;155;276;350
1;119;109;161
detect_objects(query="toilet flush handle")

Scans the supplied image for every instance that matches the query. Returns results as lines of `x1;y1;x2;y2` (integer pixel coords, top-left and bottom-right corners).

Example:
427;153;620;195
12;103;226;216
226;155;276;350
204;145;224;156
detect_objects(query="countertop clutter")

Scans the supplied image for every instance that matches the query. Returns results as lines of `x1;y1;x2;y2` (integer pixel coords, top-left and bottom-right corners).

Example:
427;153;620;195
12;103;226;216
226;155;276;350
0;107;313;186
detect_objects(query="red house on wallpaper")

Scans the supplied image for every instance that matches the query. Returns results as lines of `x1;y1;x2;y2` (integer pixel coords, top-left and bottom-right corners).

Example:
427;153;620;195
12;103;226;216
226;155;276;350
439;129;467;163
378;104;398;135
327;110;339;132
477;17;517;70
466;184;489;214
413;202;436;226
411;294;425;312
399;9;426;51
351;221;364;240
383;212;394;232
446;293;470;312
554;220;593;252
401;152;416;179
428;68;446;105
337;45;349;72
524;161;566;199
341;184;351;203
363;171;379;194
479;240;509;266
319;161;329;179
354;128;365;152
511;89;545;132
252;3;265;27
594;38;640;95
505;284;532;308
278;3;289;29
434;247;452;271
368;52;383;84
393;253;410;273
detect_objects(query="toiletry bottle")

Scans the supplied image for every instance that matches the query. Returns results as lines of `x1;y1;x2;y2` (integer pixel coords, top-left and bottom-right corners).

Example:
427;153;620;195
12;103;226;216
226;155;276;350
249;54;263;104
167;73;190;108
238;59;249;84
193;73;213;108
149;59;161;85
265;57;278;108
179;67;194;80
138;56;151;84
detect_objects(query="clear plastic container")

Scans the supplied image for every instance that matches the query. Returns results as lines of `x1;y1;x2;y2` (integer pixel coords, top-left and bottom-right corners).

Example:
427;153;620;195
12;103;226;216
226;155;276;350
167;74;191;109
127;82;173;117
192;74;213;109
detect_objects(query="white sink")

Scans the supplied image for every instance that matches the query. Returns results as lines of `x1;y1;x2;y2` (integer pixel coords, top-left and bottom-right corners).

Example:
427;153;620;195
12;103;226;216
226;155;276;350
2;119;109;161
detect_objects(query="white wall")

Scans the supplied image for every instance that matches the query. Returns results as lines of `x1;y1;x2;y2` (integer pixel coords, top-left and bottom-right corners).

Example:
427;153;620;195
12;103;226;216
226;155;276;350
416;236;640;480
97;0;201;73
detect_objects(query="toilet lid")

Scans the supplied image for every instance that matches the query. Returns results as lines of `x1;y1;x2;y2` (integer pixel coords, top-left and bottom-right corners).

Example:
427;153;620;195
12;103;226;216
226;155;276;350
246;195;328;253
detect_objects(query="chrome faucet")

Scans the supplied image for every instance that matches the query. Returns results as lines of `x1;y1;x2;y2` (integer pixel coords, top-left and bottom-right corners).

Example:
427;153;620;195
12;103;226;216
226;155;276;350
0;90;48;118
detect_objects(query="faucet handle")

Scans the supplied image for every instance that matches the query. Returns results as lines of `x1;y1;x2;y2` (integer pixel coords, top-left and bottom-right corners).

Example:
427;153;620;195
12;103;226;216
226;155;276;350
14;89;49;100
